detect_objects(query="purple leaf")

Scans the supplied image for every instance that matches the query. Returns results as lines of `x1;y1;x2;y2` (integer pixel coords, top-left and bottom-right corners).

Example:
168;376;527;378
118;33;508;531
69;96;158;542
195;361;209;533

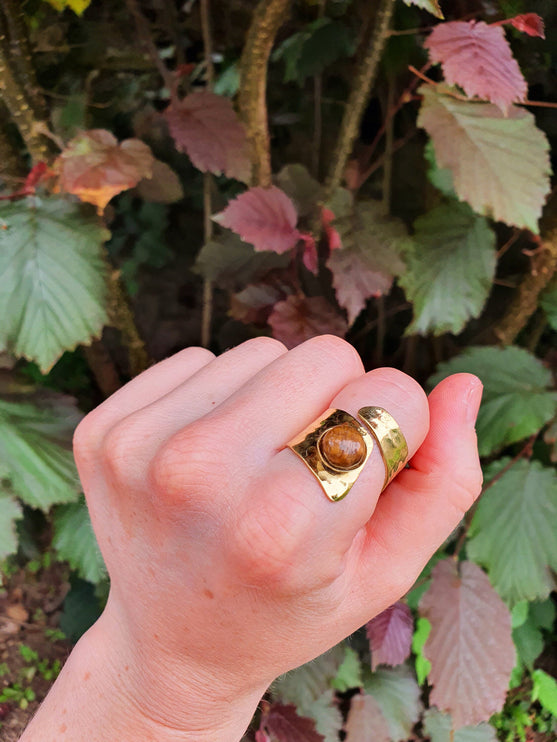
366;602;413;671
214;187;302;254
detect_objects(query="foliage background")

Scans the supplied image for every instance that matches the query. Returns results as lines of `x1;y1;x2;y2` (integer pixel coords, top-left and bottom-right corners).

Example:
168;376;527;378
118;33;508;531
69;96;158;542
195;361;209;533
0;0;556;739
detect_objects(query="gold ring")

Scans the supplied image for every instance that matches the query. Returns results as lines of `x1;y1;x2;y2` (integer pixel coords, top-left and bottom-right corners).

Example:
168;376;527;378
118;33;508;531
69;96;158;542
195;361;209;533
287;407;408;502
357;407;409;491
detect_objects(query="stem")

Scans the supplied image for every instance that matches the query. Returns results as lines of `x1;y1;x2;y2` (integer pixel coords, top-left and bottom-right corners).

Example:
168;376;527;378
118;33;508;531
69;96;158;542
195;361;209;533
107;270;150;378
200;0;214;348
381;75;394;213
493;227;557;345
83;341;121;398
312;74;323;178
238;0;292;187
325;0;395;199
311;0;326;178
374;296;385;367
453;435;537;558
0;101;26;182
1;0;47;119
125;0;175;91
0;25;50;162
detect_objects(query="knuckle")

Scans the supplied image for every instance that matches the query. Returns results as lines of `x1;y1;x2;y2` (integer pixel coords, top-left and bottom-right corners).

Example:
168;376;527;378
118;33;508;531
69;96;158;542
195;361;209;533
148;421;221;506
73;409;103;468
231;487;314;585
240;336;287;357
307;335;364;373
101;416;143;487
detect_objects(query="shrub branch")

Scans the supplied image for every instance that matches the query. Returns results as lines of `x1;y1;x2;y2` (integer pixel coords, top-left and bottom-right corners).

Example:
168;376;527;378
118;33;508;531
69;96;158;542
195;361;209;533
325;0;395;199
493;220;557;346
238;0;292;187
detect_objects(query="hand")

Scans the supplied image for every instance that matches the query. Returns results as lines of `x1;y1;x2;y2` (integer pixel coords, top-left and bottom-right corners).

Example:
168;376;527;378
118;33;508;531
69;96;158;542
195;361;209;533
21;335;483;742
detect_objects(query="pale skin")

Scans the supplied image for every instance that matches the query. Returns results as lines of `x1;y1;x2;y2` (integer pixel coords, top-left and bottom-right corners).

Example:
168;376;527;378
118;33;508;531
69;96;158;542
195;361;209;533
19;335;483;742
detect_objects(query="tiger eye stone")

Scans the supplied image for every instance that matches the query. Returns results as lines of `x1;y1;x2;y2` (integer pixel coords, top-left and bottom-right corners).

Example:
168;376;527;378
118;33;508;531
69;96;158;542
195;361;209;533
318;424;366;470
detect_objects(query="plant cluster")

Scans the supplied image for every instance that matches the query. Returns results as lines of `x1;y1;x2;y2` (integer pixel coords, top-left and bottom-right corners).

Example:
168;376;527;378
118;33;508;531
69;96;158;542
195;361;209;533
0;0;556;739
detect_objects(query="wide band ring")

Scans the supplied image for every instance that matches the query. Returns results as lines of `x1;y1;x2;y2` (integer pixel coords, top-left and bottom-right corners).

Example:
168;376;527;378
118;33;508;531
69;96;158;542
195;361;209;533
287;406;408;502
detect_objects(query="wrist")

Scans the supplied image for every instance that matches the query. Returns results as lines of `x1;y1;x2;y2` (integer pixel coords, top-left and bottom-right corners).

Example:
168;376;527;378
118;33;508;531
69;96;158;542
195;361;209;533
21;599;268;742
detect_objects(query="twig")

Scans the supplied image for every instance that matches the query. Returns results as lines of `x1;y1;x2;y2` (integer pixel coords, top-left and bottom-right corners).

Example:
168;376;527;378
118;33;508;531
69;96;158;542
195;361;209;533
325;0;395;199
311;0;326;178
124;0;175;91
453;434;537;558
238;0;292;187
83;341;121;398
497;228;522;259
0;16;51;163
408;66;557;111
355;129;416;189
200;0;214;348
493;226;557;345
1;0;47;119
107;269;150;377
381;75;395;212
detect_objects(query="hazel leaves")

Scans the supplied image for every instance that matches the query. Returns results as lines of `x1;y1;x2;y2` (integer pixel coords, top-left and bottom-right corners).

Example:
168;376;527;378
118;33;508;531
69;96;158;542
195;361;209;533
419;560;515;727
0;197;109;372
418;87;551;232
424;21;527;114
165;91;250;182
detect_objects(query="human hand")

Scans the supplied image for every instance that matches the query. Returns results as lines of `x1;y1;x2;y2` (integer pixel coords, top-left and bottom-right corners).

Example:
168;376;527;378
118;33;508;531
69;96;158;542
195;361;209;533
22;335;483;742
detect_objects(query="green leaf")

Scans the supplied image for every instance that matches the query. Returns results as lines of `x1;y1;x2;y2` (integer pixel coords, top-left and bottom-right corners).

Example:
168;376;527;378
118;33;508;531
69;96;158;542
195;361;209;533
194;232;290;291
275;164;321;219
271;645;345;711
53;497;106;584
423;708;497;742
0;491;22;559
529;598;556;630
402;0;444;19
363;665;422;742
510;601;529;629
540;279;557;331
331;646;362;692
272;18;355;85
399;202;496;335
428;346;557;456
59;577;103;643
412;617;432;685
467;459;557;604
0;390;82;510
513;616;544;670
0;196;110;372
271;648;344;742
532;669;557;717
424;140;455;197
418;87;551;232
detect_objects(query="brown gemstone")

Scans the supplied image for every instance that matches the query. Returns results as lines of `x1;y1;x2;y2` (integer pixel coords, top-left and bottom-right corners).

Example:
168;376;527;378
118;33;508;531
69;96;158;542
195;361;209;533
318;424;366;470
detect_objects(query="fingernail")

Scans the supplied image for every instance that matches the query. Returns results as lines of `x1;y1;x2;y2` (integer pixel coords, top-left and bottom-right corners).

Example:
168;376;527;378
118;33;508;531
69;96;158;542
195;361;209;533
465;377;483;425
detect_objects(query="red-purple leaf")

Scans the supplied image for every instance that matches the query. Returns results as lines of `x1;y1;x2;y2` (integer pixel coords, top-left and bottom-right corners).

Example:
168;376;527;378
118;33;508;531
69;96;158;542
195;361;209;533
300;234;319;274
165;91;250;182
260;703;325;742
327;248;393;326
419;559;515;727
55;129;154;211
344;693;391;742
325;197;406;325
366;602;414;671
268;295;348;349
424;21;527;113
507;13;545;39
255;731;271;742
214;186;302;254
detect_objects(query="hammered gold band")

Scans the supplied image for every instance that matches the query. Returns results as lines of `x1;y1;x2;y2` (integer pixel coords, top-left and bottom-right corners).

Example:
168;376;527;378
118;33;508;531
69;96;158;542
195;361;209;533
287;406;408;502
